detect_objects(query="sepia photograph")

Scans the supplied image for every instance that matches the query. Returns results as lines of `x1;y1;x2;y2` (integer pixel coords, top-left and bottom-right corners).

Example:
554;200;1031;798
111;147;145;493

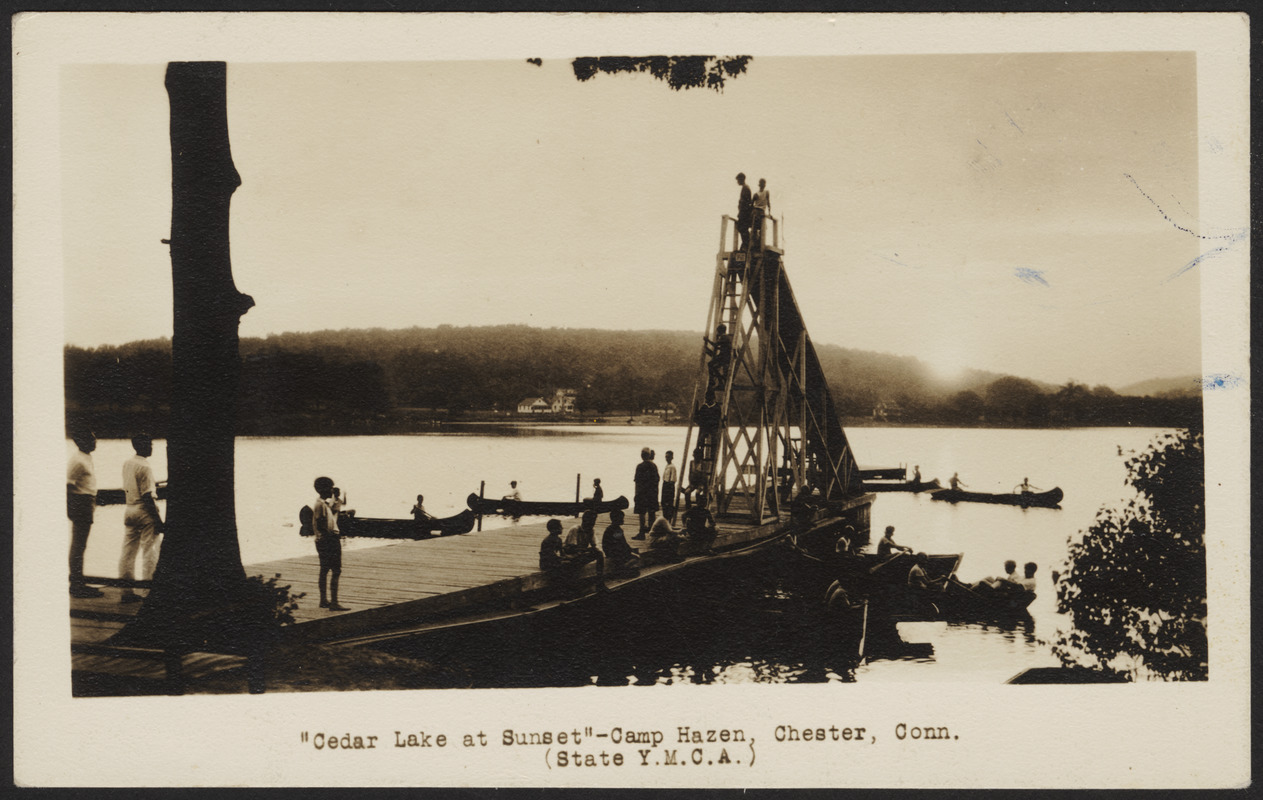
14;12;1250;788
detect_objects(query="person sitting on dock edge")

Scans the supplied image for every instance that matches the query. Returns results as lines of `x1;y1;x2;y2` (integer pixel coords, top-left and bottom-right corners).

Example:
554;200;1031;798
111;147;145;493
410;494;433;524
681;495;718;552
647;516;681;559
876;525;913;558
601;508;640;572
540;519;564;572
563;509;607;590
660;451;678;523
312;476;349;611
632;447;660;539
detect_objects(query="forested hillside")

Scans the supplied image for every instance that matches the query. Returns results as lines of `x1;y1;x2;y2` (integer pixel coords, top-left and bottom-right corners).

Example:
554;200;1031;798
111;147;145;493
65;325;1201;436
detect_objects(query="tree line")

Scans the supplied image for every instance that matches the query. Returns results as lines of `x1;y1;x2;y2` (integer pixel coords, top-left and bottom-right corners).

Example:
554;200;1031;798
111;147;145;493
64;325;1201;437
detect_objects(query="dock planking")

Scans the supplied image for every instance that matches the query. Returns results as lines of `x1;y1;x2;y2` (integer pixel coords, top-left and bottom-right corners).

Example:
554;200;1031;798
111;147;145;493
70;508;844;671
249;513;808;644
249;519;604;636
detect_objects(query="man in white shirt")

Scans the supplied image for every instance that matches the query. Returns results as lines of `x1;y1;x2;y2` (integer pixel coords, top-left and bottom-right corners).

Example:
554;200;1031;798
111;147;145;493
118;433;163;603
66;428;102;597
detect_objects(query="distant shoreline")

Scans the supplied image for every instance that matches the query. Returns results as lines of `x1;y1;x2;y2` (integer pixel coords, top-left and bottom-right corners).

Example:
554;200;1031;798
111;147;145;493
74;417;1193;441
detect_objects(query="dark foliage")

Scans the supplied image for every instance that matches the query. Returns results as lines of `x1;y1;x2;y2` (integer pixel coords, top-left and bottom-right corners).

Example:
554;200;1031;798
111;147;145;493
65;327;1202;437
1053;429;1206;680
572;55;751;92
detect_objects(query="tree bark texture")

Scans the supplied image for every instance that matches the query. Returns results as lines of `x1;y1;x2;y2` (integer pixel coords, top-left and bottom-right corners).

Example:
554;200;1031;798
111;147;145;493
114;62;255;650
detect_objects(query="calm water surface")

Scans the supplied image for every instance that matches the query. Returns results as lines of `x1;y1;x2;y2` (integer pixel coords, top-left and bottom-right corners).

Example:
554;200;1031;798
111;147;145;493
77;425;1168;685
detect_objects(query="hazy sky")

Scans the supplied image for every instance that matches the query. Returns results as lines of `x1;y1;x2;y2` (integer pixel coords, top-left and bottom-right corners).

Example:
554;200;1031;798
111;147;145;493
61;52;1203;387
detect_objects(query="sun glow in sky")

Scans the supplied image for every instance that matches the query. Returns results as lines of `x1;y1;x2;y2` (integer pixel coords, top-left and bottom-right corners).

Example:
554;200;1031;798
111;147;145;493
57;48;1207;388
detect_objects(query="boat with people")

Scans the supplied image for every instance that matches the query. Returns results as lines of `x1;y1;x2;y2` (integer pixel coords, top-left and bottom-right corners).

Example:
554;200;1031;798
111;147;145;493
928;486;1063;508
466;492;629;517
336;509;478;540
788;543;1035;623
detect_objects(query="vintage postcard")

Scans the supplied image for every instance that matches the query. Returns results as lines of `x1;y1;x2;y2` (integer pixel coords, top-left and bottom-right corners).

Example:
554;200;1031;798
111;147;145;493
13;12;1250;788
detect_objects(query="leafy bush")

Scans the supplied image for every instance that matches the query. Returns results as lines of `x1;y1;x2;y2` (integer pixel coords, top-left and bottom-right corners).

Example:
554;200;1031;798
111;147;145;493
243;573;305;627
1053;429;1206;680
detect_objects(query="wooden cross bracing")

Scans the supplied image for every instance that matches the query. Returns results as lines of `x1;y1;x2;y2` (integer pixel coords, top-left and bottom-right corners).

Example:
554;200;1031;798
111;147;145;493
677;216;864;524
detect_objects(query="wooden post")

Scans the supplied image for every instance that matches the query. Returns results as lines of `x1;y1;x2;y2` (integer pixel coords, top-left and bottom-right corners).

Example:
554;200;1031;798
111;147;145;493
477;480;485;532
575;473;581;516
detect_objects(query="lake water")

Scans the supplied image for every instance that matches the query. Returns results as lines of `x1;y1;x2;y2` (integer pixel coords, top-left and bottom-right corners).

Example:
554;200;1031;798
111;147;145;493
75;425;1168;685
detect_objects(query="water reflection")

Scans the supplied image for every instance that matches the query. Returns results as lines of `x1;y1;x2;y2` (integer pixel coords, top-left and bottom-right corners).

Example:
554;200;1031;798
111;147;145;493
371;552;1043;688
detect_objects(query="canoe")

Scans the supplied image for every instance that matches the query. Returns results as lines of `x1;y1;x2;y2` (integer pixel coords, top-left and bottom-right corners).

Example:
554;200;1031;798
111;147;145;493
790;545;1034;622
465;493;629;517
858;466;908;481
929;486;1062;508
862;478;941;493
334;510;477;540
95;483;168;505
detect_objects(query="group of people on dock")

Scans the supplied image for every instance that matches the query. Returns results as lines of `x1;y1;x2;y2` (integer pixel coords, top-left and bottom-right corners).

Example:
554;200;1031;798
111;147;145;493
65;429;163;602
535;444;725;591
537;502;719;592
631;446;680;536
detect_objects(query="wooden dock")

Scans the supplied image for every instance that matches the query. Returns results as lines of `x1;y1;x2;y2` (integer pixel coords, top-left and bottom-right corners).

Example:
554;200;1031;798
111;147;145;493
248;513;808;645
70;587;249;694
70;503;862;690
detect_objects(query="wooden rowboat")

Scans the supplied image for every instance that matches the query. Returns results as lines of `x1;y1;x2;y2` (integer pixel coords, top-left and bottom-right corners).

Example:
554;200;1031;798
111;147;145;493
797;547;1035;622
929;486;1063;508
465;493;629;517
331;510;477;540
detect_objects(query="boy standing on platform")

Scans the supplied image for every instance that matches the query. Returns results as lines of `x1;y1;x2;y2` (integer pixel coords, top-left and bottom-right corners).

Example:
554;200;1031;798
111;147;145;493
312;476;349;611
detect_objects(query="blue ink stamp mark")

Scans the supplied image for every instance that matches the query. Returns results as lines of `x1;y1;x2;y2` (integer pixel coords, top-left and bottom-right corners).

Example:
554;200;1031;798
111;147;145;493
1200;373;1242;390
1015;267;1049;287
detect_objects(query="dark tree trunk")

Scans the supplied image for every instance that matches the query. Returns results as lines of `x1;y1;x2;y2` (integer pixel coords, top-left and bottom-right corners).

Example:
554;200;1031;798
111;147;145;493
113;62;256;651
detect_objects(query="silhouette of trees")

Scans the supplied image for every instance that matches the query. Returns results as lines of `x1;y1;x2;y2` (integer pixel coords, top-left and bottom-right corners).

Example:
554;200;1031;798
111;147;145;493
985;376;1045;423
1054;428;1206;680
572;56;751;92
948;389;985;423
67;326;1202;433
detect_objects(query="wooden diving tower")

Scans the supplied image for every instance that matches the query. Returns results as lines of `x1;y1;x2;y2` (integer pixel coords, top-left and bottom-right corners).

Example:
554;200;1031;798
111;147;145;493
677;213;874;546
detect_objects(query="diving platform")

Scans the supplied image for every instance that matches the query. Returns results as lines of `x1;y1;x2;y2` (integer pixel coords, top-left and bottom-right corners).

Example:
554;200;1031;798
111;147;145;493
678;213;872;543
